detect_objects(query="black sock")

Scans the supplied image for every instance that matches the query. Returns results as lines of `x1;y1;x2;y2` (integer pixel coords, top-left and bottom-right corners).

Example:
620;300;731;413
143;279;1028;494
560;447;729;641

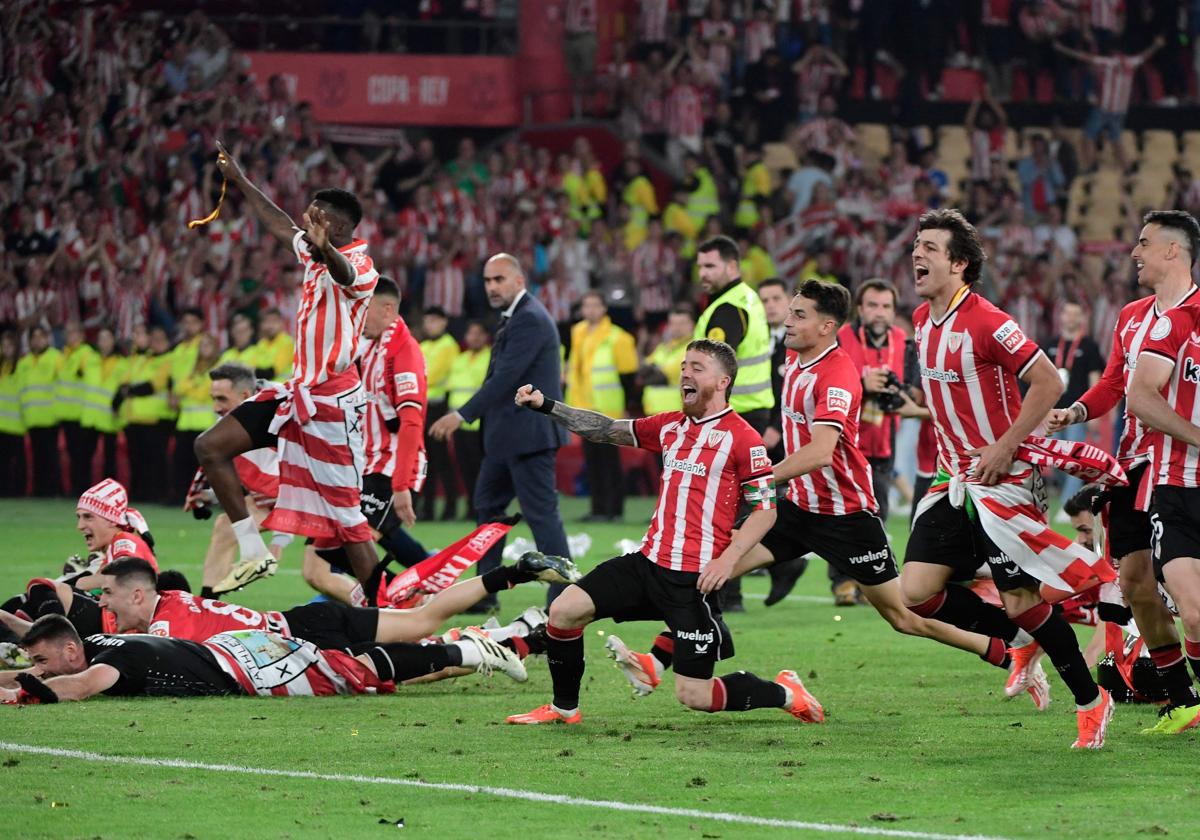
547;624;585;711
377;527;428;568
363;563;387;607
200;586;215;599
930;585;1022;641
1023;610;1100;707
348;641;455;682
481;565;534;593
650;631;675;671
1149;645;1200;707
717;671;786;711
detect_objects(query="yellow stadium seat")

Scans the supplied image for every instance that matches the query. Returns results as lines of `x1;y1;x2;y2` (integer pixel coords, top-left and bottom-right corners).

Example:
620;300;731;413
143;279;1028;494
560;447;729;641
859;123;891;164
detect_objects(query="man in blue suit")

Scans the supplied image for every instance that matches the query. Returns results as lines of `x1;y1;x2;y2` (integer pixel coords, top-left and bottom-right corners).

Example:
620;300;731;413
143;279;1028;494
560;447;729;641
430;253;572;610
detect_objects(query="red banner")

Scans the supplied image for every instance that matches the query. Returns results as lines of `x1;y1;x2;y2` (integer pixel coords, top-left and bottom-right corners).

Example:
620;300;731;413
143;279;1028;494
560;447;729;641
241;52;521;126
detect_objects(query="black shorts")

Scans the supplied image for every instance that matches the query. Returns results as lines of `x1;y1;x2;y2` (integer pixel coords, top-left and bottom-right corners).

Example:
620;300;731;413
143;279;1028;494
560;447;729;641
760;499;897;587
1106;462;1153;559
1149;485;1200;581
577;552;733;680
279;601;379;649
905;495;1039;591
67;591;104;637
230;397;282;451
360;473;401;533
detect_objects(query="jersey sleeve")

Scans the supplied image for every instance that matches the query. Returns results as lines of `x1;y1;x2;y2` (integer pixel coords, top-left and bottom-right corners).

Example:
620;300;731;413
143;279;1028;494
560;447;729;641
972;307;1042;377
632;412;675;452
387;338;427;493
734;425;776;511
1139;311;1191;369
108;534;159;572
291;229;313;266
338;250;379;300
1076;320;1128;420
812;362;859;435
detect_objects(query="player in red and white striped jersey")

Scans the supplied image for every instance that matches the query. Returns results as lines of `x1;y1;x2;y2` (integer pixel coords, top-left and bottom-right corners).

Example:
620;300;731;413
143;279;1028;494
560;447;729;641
195;142;383;602
903;210;1114;749
506;341;823;726
608;281;1023;699
1050;210;1200;730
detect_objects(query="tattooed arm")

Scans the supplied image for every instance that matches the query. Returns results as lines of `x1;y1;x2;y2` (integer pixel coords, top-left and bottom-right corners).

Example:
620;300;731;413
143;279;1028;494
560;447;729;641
514;384;635;446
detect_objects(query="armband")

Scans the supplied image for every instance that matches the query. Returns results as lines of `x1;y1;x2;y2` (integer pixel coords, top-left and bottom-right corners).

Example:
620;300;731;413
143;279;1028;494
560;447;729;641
531;398;557;415
16;672;59;704
741;478;777;511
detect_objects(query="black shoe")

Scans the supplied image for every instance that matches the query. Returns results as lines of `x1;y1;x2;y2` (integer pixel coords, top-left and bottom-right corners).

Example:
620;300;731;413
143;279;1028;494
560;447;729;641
764;557;809;607
578;513;608;523
718;577;745;612
440;508;458;522
523;624;549;656
516;550;582;584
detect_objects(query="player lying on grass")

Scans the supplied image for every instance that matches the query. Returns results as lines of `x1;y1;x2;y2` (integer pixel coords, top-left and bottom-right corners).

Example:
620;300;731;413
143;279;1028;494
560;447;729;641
505;340;824;726
1;479;157;639
0;614;517;703
603;281;1048;705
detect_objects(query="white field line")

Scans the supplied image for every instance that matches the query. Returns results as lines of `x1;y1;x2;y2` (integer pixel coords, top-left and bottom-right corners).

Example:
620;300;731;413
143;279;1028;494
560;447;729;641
0;741;1011;840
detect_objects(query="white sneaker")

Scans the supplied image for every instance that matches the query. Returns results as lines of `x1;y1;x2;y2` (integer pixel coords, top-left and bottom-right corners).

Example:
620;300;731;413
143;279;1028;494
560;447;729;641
514;606;548;635
462;628;527;682
213;554;278;594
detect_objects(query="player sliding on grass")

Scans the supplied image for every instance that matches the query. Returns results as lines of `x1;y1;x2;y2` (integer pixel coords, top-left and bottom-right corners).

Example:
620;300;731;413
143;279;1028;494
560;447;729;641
505;340;823;726
605;280;1039;701
900;209;1115;749
0;614;510;703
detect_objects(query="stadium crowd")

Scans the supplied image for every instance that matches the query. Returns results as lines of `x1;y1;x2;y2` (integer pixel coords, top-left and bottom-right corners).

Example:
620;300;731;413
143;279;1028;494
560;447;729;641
0;0;1197;509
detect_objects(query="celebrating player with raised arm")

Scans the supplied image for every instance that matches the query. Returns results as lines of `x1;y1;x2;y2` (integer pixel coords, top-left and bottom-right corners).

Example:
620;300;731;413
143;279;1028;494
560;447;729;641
194;143;387;602
1049;210;1200;734
604;281;1026;700
505;340;823;726
900;209;1116;749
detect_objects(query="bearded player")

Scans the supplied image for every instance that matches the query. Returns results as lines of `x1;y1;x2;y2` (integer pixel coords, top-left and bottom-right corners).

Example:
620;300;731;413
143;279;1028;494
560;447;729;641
196;142;384;601
604;280;1036;703
901;209;1115;749
1048;210;1200;734
505;340;823;726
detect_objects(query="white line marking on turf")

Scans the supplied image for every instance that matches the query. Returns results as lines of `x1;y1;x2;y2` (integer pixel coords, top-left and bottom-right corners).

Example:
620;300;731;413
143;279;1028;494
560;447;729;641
0;741;1010;840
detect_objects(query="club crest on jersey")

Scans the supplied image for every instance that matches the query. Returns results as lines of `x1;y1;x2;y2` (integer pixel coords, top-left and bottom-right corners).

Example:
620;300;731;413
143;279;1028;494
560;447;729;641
749;445;771;473
707;429;729;447
1149;315;1173;341
947;332;963;353
825;387;852;415
992;320;1026;354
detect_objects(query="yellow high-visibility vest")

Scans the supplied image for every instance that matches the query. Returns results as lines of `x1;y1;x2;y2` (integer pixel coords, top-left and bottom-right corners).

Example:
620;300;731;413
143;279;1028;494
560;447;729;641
695;281;774;413
124;352;174;425
447;347;490;431
175;366;218;432
254;332;294;380
56;342;98;423
0;360;24;436
421;334;459;403
567;317;637;418
17;347;62;429
80;354;129;434
643;337;688;414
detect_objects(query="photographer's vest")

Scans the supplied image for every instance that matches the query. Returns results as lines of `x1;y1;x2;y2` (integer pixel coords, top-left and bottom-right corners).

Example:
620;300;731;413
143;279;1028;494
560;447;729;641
836;321;907;460
695;281;773;413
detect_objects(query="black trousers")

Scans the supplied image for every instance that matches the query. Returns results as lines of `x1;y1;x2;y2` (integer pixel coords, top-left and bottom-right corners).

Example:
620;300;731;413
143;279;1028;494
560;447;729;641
97;432;119;482
172;429;201;505
125;421;171;504
0;432;26;496
28;426;61;497
452;428;483;520
583;438;624;517
474;447;571;606
421;400;458;518
63;420;98;496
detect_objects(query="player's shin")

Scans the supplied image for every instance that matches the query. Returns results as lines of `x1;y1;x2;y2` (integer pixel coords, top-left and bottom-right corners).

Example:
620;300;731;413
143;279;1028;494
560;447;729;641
909;584;1024;644
1149;644;1200;706
349;640;458;682
1011;601;1100;707
546;623;586;714
707;671;787;712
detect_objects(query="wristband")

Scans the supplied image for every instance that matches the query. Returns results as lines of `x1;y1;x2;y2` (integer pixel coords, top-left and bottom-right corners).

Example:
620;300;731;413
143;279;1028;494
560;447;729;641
16;672;59;704
532;398;557;415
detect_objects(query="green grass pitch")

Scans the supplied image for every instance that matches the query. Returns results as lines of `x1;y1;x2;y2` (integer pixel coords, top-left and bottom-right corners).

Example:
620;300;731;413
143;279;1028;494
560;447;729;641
0;496;1193;839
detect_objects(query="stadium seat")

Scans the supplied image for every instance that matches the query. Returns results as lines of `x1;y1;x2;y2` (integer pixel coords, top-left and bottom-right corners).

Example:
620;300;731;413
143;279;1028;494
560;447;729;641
937;126;971;169
1141;129;1179;162
859;123;891;165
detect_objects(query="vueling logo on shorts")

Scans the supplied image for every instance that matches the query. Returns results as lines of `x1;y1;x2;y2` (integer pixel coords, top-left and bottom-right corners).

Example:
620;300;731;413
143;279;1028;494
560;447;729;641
677;628;714;645
847;547;889;565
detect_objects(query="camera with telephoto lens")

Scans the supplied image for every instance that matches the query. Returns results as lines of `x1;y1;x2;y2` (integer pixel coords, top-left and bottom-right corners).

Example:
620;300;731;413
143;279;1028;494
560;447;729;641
870;369;906;413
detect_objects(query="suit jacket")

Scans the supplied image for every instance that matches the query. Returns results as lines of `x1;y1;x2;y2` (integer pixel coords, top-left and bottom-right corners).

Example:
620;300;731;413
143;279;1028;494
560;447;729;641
459;291;568;456
768;326;787;432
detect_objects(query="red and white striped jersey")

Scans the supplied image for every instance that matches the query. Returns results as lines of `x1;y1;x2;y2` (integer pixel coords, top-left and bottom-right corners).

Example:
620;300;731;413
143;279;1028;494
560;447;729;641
913;289;1043;477
666;83;704;139
631;240;678;315
638;0;670;43
633;408;775;573
780;344;877;515
1140;302;1200;488
698;18;735;76
290;230;379;388
1077;287;1198;465
796;61;841;115
1091;54;1144;114
234;448;280;501
1089;0;1124;32
538;279;579;324
744;19;775;64
423;259;465;317
144;590;287;640
359;317;427;491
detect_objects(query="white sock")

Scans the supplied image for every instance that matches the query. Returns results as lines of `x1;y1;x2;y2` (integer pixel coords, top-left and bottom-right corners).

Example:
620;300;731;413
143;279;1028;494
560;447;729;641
453;640;482;668
348;584;367;608
231;517;270;560
550;703;578;716
1012;629;1035;648
485;624;520;643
